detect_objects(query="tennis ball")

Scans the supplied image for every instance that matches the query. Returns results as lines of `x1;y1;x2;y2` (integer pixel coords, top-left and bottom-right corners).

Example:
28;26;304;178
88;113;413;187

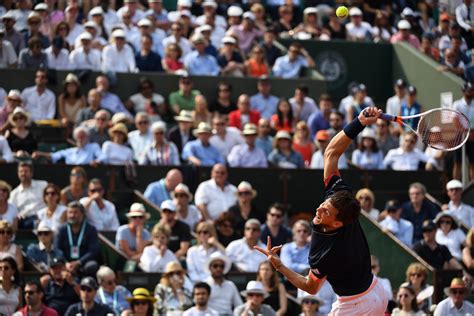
336;6;348;19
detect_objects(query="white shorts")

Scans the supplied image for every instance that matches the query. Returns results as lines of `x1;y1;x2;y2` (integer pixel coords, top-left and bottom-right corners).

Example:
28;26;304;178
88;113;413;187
329;276;389;316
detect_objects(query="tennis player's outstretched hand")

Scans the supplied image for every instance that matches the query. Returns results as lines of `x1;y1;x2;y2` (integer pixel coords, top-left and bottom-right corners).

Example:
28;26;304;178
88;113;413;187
254;236;283;270
359;107;382;126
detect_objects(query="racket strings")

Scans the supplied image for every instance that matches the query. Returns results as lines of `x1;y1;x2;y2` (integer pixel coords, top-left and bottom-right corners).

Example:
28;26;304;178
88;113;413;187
417;110;470;151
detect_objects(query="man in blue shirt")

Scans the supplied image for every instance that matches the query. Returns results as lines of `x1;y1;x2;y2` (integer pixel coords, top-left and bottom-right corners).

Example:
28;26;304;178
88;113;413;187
255;118;273;157
307;94;332;140
32;126;101;164
95;75;132;118
272;42;315;78
250;77;279;120
182;122;225;166
144;168;182;207
184;34;220;76
228;123;268;168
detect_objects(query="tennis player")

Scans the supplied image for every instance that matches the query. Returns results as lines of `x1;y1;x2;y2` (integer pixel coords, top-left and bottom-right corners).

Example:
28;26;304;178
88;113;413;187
255;107;389;315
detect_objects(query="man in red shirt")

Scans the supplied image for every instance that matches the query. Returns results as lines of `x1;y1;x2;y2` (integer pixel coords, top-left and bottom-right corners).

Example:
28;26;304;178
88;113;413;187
228;94;260;130
14;281;58;316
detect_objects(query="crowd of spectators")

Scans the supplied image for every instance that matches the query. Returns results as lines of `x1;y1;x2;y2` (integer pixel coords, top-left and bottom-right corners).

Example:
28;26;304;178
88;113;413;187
0;0;472;79
0;0;473;315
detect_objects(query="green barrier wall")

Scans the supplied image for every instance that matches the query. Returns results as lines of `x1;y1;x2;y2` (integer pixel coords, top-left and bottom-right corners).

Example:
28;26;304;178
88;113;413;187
279;39;394;103
392;42;464;109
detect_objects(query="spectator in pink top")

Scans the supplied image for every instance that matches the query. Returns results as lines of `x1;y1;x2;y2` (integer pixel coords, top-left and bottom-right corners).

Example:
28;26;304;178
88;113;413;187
390;20;421;49
228;12;263;56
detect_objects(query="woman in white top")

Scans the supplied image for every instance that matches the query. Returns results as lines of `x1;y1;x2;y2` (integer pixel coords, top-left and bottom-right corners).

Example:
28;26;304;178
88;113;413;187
186;221;225;282
0;256;21;315
391;284;425;316
37;183;67;233
435;212;466;260
0;220;23;271
139;223;176;273
355;188;380;221
100;123;134;165
351;128;385;170
139;121;180;166
172;183;201;230
0;181;18;229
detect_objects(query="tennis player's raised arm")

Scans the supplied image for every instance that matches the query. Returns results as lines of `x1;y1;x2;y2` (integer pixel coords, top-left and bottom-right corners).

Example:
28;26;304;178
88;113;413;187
324;107;381;180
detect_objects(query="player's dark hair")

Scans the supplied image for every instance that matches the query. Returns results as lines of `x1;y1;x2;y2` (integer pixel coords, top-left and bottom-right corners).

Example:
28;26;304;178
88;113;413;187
329;191;360;225
193;282;211;295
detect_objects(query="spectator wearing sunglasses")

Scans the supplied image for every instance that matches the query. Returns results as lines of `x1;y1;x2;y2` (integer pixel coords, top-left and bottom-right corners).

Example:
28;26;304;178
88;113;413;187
434;212;466;261
65;277;113;316
399;263;432;313
27;221;64;272
228;181;264;236
205;252;242;314
13;281;59;316
435;277;474;316
260;203;292;248
233;281;276;316
123;287;156;316
95;266;131;315
0;220;23;271
444;179;474;228
297;293;321;316
391;284;423;316
116;203;151;261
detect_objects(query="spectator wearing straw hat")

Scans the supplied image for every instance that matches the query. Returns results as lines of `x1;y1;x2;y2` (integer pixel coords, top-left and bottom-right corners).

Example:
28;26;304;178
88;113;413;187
102;28;137;73
24;12;50;49
390;20;421;49
69;32;101;70
26;221;64;272
444;179;474;228
99;123;133;165
0;89;22;129
182;122;224;166
168;110;195;154
184;34;220;76
228;123;268;168
123;288;156;316
116;203;151;261
172;183;201;230
233;281;276;316
297;293;321;316
154;261;193;314
139;223;177;272
2;11;25;55
268;131;304;169
434;278;474;315
195;164;237;221
205;252;243;314
140;121;180;166
227;181;263;236
21;69;56;121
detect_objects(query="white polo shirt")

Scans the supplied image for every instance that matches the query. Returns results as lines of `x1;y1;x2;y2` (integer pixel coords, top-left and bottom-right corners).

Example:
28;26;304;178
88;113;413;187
225;238;266;272
9;179;47;218
79;197;120;231
194;179;237;220
21;86;56;121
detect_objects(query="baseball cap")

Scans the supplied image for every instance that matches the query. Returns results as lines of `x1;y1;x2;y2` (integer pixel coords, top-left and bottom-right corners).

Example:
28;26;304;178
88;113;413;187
89;6;104;16
446;179;463;190
2;11;16;20
349;7;362;17
177;0;192;7
228;6;243;17
397;20;411;30
407;85;417;95
202;0;217;8
243;11;256;21
138;18;152;27
34;3;48;11
80;277;99;290
112;29;126;38
401;7;414;18
315;130;330;141
395;78;407;88
49;257;65;267
422;220;436;232
78;32;93;41
221;36;236;45
161;200;176;212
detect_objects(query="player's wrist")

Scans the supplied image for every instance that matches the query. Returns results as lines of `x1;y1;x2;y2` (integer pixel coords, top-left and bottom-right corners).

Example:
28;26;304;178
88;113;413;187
343;117;365;139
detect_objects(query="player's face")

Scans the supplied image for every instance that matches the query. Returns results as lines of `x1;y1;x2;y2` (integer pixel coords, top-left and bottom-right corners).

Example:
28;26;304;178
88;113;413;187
314;200;342;229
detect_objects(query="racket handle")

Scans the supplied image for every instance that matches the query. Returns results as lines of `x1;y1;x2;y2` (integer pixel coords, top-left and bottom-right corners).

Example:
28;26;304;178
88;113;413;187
379;113;397;122
363;110;397;122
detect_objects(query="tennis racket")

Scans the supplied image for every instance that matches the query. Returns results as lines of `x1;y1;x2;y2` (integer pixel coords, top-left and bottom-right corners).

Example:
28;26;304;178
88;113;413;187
374;108;470;151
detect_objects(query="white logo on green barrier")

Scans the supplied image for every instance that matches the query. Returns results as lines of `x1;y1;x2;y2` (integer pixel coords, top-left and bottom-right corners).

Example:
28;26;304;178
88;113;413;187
316;51;347;88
